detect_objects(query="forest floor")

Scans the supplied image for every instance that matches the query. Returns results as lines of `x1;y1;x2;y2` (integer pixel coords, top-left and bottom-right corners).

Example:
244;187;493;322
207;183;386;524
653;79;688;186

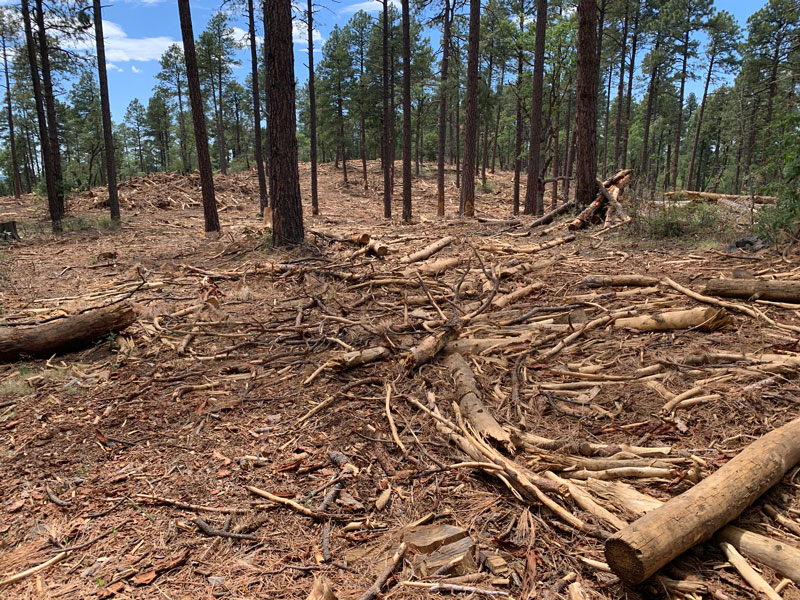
0;162;799;600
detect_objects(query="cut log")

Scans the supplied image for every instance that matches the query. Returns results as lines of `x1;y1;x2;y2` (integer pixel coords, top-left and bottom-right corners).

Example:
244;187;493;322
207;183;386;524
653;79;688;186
0;302;136;362
704;279;800;303
665;190;776;205
445;352;511;448
0;220;20;241
403;524;469;554
490;282;544;310
605;417;800;585
615;306;733;332
307;577;338;600
399;236;454;264
530;200;576;228
717;526;800;585
403;320;463;371
403;256;461;277
569;170;633;231
579;275;659;288
718;541;783;600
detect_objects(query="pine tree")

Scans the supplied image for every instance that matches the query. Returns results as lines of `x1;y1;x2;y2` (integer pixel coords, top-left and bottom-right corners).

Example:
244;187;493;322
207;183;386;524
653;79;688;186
575;0;598;205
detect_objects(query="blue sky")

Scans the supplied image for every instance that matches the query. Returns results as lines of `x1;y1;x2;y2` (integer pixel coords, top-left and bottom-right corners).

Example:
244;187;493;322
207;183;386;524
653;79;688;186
86;0;766;122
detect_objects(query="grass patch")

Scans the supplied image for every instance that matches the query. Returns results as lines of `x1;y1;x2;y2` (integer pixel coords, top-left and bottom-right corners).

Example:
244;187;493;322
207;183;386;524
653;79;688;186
634;202;727;241
477;180;495;194
62;215;120;233
0;378;33;397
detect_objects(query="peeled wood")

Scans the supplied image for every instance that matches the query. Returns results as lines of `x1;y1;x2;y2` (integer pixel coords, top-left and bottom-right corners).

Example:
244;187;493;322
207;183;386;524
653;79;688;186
605;417;800;585
704;278;800;303
445;352;510;448
615;306;732;332
490;282;544;310
718;541;782;600
403;256;460;277
400;236;454;264
0;302;136;362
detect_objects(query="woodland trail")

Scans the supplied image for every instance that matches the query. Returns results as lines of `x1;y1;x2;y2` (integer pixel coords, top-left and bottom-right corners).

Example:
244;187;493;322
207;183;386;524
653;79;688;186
0;163;799;600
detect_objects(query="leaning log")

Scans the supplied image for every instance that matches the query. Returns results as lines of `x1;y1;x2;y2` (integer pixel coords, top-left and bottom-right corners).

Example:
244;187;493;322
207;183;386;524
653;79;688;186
605;417;800;585
0;302;136;362
530;200;576;228
704;279;800;303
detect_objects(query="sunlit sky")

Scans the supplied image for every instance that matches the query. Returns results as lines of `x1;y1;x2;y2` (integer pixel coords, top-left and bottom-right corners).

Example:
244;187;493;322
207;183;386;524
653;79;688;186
71;0;767;122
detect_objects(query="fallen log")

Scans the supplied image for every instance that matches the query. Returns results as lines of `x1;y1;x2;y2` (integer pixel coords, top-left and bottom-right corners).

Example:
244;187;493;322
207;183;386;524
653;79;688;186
445;352;510;448
400;236;454;264
704;278;800;303
605;417;800;585
530;200;575;228
490;282;544;310
664;190;776;205
569;170;633;231
614;306;733;332
304;346;390;385
579;275;660;288
403;256;461;277
0;302;136;362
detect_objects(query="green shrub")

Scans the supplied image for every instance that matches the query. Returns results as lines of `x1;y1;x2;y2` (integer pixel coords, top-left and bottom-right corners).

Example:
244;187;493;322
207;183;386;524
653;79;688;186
638;202;725;240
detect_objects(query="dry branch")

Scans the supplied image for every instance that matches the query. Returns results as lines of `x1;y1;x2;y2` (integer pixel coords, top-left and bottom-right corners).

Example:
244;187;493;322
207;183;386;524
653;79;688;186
400;236;454;264
704;278;800;303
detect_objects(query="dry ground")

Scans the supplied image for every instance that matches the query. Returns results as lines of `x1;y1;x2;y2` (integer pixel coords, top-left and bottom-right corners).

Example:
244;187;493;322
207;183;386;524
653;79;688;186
0;161;799;600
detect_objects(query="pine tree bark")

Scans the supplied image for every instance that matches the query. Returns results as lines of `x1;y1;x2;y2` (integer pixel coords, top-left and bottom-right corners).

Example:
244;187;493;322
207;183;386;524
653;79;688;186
460;0;480;217
249;0;268;214
621;2;639;170
687;53;714;191
0;28;20;199
512;11;524;216
401;0;412;221
265;0;304;246
34;0;64;217
490;64;504;174
21;0;60;231
671;27;690;190
93;0;120;222
177;0;220;233
382;0;391;218
638;37;661;179
480;51;493;186
337;87;348;184
524;0;547;215
307;0;318;213
436;0;451;216
575;0;598;205
613;0;628;172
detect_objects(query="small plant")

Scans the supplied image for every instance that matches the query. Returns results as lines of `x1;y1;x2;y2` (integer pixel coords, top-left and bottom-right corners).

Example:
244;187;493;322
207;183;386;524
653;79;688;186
0;378;33;397
637;202;725;240
62;215;119;233
757;192;800;245
477;180;494;194
259;227;273;250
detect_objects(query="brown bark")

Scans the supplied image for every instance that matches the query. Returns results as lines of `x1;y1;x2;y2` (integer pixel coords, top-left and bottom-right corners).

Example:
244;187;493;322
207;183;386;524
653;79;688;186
524;0;547;215
382;0;391;218
401;0;412;221
266;0;304;246
93;0;120;222
605;417;800;585
459;0;480;217
436;0;451;217
575;0;597;205
178;0;220;233
0;29;19;199
0;303;136;362
250;0;268;214
704;279;800;303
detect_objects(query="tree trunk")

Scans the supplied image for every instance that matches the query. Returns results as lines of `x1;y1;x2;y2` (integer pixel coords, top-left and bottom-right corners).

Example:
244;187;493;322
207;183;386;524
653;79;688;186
601;63;612;178
1;30;20;199
382;0;391;218
262;3;273;205
480;51;493;186
490;63;504;175
338;89;348;184
621;2;639;170
575;0;598;205
307;0;318;213
177;80;189;172
512;42;523;213
551;111;559;210
401;0;412;221
671;28;690;190
34;0;64;217
459;0;480;217
613;0;628;172
524;0;547;215
93;0;120;222
177;0;220;233
638;38;660;179
20;0;60;232
265;0;304;246
249;0;268;214
687;53;714;191
563;91;573;201
415;97;422;176
436;0;451;216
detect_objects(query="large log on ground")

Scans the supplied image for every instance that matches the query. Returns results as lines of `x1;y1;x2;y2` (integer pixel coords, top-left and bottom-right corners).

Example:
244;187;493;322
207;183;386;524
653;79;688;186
0;302;136;362
530;200;575;228
605;417;800;585
664;191;776;205
615;306;732;332
704;278;800;303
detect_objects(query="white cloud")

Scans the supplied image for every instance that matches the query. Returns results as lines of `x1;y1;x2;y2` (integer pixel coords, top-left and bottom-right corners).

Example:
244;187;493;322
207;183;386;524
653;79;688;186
106;62;123;72
339;0;399;14
63;20;179;63
292;20;323;45
131;65;141;73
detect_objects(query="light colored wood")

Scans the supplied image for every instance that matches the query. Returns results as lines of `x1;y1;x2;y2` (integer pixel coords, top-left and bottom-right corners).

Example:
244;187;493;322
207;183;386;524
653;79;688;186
719;541;783;600
400;236;454;264
665;190;776;204
579;274;659;288
705;278;800;303
615;306;732;332
717;526;800;585
605;417;800;584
